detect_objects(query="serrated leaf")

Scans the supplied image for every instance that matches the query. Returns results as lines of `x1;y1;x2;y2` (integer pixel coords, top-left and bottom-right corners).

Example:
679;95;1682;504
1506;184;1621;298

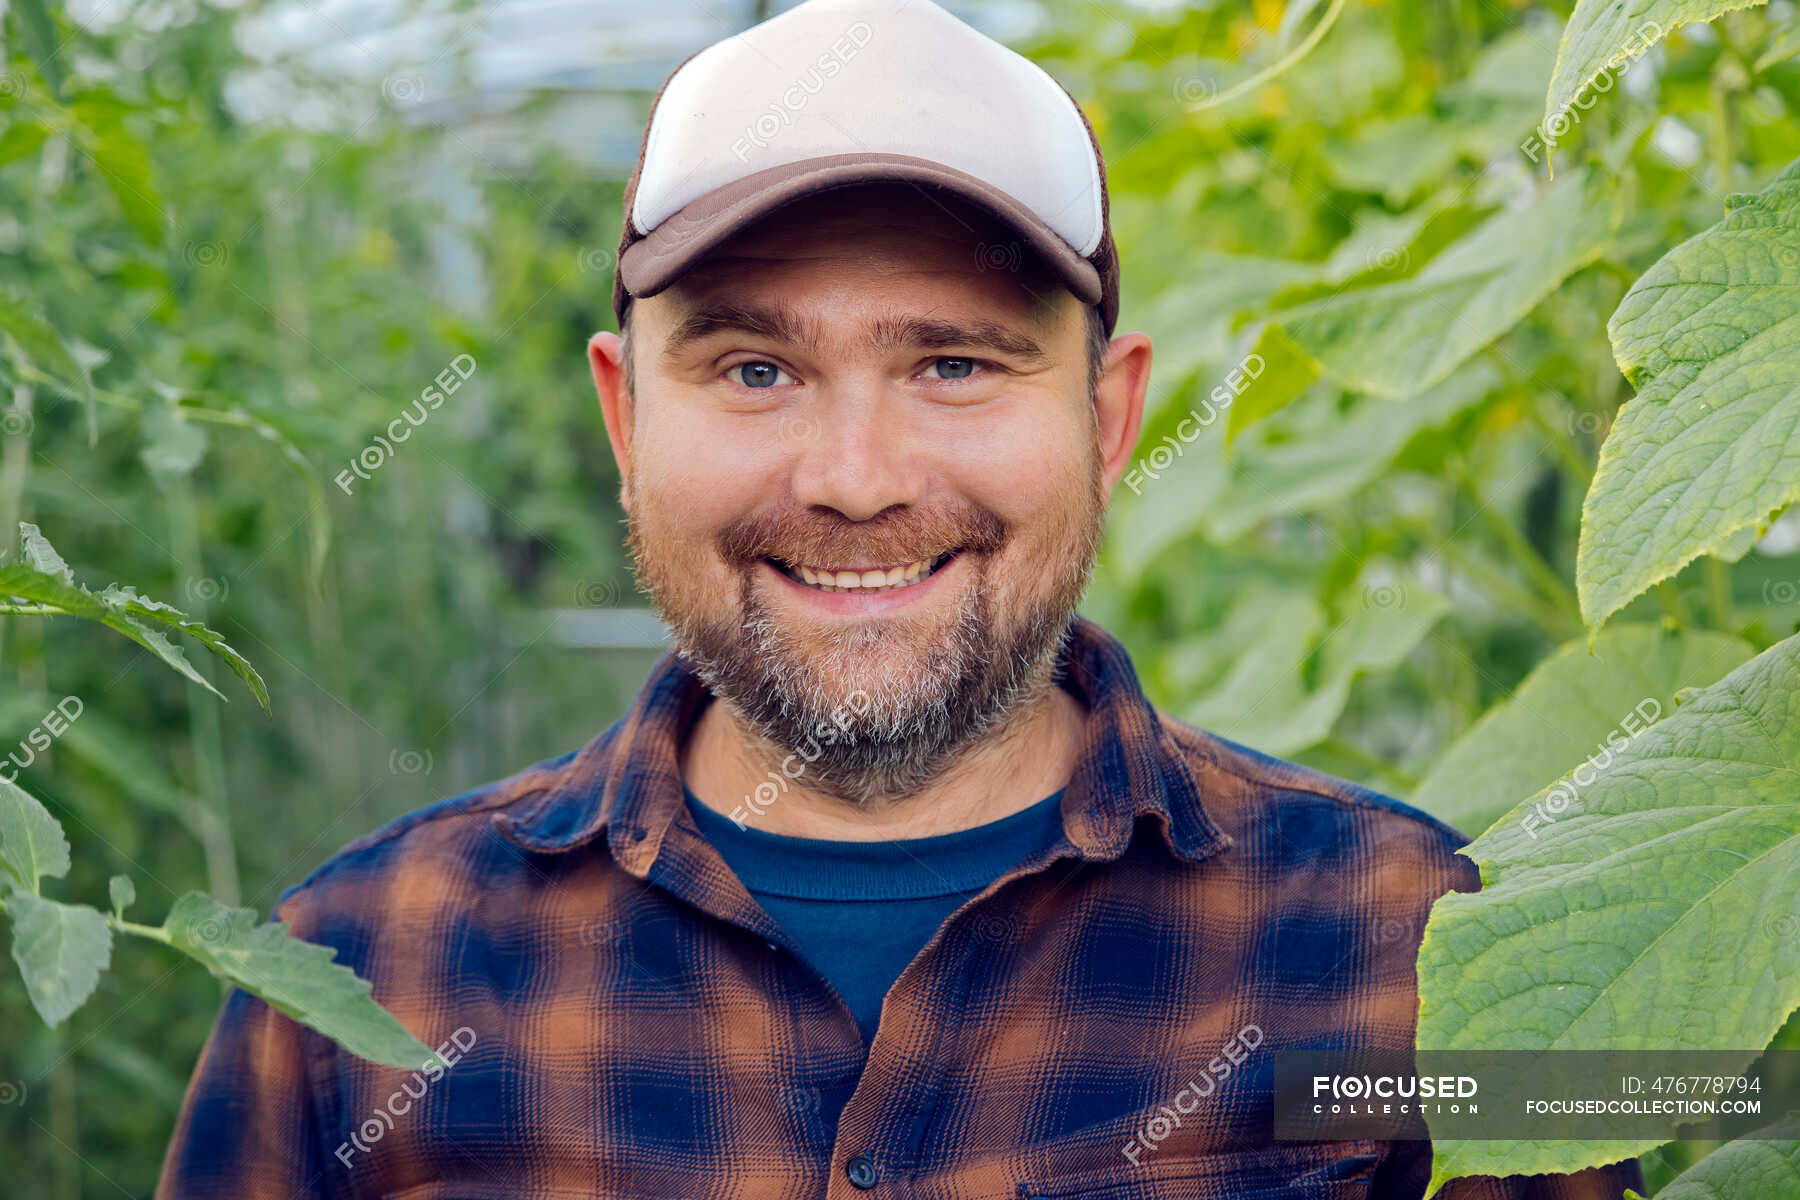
100;586;269;715
1653;1123;1800;1198
18;522;73;583
1579;157;1800;628
1276;169;1617;397
0;526;268;713
109;876;134;917
0;774;70;892
1545;0;1763;148
8;894;111;1026
1413;624;1755;835
1417;633;1800;1187
163;893;435;1069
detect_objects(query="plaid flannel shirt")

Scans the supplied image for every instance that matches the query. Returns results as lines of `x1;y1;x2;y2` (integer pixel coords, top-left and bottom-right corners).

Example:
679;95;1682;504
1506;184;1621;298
158;616;1642;1199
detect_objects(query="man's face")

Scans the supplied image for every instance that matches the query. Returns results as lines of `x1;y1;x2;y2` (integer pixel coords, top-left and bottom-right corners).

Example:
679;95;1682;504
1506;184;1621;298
601;183;1132;805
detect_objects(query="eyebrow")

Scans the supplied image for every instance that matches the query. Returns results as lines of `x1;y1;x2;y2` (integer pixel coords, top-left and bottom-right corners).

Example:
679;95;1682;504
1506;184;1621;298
659;301;1051;366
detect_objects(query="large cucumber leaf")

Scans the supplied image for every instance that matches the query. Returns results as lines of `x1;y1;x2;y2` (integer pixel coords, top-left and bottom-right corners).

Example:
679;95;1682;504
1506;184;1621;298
163;893;436;1070
1274;168;1617;398
8;893;111;1026
1546;0;1765;150
1417;633;1800;1188
1579;158;1800;628
1413;624;1754;835
1646;1123;1800;1199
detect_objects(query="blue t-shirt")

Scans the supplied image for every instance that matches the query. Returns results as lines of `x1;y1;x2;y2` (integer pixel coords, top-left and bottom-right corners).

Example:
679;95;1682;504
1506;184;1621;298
684;785;1067;1043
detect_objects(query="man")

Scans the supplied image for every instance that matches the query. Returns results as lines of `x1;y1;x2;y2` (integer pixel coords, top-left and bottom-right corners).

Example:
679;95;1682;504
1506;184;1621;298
160;1;1642;1196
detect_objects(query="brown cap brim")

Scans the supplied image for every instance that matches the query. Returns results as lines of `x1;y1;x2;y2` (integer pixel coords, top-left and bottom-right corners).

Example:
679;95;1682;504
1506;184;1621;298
617;151;1103;316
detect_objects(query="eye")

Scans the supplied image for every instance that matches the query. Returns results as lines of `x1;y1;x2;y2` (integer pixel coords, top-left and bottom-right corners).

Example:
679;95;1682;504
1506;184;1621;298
730;361;794;388
926;357;982;380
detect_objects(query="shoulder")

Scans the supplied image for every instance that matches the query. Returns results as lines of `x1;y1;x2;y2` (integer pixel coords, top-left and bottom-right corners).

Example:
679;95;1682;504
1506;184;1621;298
1156;711;1480;901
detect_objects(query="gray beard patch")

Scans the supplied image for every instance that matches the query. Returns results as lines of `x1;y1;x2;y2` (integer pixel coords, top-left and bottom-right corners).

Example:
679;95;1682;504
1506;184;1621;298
670;559;1076;808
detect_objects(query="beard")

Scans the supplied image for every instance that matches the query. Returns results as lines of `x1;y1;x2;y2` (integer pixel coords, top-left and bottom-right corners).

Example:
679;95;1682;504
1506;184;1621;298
625;441;1106;808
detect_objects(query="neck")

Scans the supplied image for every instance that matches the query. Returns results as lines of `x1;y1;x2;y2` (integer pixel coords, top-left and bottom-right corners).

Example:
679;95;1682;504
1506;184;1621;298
680;674;1088;841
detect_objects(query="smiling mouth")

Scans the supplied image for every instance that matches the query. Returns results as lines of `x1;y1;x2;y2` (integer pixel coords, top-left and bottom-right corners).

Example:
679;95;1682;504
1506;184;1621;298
767;551;959;594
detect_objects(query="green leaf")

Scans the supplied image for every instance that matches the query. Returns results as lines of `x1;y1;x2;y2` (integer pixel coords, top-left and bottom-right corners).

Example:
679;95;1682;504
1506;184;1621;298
1109;360;1500;577
1180;571;1451;755
0;525;270;714
162;893;436;1069
1209;359;1500;542
1545;0;1764;149
1320;114;1466;204
1579;158;1800;629
8;0;65;101
1417;633;1800;1187
0;122;48;169
0;296;94;438
8;894;111;1026
100;586;270;715
108;876;134;918
1755;22;1800;71
72;99;165;248
1223;323;1321;447
1413;624;1755;835
1652;1124;1800;1198
19;522;74;582
0;774;70;892
1276;169;1617;397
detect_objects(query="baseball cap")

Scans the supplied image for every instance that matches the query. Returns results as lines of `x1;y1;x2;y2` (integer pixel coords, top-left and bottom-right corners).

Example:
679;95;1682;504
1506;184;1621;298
611;0;1121;336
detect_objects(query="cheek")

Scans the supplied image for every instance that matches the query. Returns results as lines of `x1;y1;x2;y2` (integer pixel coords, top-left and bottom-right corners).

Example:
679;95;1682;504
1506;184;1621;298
945;407;1094;529
632;411;784;540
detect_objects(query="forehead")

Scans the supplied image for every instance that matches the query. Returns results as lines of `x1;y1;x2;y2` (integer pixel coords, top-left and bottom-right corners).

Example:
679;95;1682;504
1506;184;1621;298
644;181;1076;337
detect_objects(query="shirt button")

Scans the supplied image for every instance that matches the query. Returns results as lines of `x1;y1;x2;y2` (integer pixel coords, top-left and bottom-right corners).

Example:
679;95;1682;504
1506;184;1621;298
845;1153;879;1189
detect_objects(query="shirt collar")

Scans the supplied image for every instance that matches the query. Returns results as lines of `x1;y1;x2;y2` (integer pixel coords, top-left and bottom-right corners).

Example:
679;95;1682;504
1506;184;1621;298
492;616;1230;872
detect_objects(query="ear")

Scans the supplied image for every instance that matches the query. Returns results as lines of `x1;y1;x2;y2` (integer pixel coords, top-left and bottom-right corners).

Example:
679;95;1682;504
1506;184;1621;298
588;331;634;512
1092;330;1152;504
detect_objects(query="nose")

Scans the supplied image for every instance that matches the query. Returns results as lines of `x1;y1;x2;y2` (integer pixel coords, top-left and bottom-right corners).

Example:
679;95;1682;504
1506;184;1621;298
786;389;925;521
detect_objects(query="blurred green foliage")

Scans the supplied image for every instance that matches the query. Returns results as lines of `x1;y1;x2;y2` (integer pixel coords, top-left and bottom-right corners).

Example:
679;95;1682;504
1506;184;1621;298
1;0;1798;1193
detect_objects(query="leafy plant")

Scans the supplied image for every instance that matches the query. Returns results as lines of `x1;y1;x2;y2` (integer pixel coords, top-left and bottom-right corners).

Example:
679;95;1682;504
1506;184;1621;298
0;525;432;1069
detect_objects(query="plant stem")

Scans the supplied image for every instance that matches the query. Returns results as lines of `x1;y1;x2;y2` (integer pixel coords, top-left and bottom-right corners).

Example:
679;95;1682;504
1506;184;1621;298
1706;557;1734;630
1656;580;1691;626
110;916;172;944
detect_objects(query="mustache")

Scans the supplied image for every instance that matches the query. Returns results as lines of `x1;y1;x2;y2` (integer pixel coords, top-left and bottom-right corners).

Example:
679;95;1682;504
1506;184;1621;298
718;500;1008;568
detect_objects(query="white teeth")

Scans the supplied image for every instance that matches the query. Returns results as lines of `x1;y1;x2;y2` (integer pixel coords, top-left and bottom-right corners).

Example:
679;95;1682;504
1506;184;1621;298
781;556;945;593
